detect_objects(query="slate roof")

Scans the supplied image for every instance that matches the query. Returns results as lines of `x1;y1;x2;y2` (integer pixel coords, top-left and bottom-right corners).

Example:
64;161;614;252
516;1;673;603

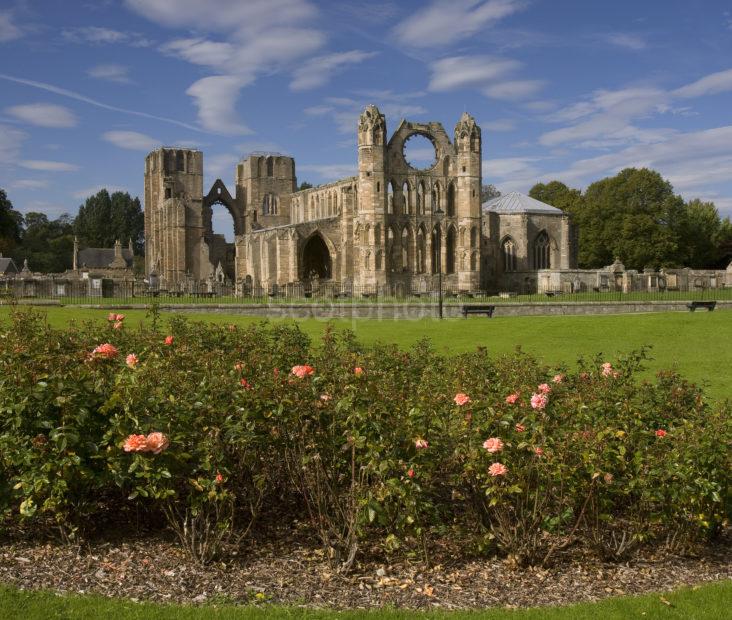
0;257;19;275
482;191;563;215
78;248;133;269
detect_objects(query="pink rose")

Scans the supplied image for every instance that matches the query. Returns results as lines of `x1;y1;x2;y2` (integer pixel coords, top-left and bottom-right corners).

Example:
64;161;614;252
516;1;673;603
407;467;415;479
601;362;615;377
234;362;244;372
164;335;174;346
488;462;508;477
552;374;564;383
92;343;118;359
655;429;667;438
415;438;429;449
537;383;551;394
215;472;224;484
125;353;139;368
354;366;364;377
123;434;147;453
291;364;315;378
145;432;169;454
115;314;125;322
482;437;504;453
320;393;332;402
113;321;123;330
505;392;520;405
604;472;613;484
515;423;526;433
107;312;117;322
240;378;252;390
534;447;544;457
530;392;548;410
454;392;471;406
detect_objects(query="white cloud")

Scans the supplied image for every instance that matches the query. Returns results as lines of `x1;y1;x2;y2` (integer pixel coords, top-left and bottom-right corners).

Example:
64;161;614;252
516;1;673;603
0;10;22;42
10;179;48;190
483;79;545;100
428;56;521;92
394;0;526;48
0;124;26;163
5;103;78;128
87;64;132;84
19;160;79;172
186;76;253;135
71;184;125;199
602;32;647;51
128;0;325;135
304;105;334;116
0;74;203;132
482;118;516;132
61;26;152;47
205;153;240;181
673;68;732;98
290;51;377;91
483;156;543;179
103;130;160;151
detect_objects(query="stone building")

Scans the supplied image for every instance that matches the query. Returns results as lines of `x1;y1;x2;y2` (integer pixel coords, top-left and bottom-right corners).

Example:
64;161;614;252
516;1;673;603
144;105;579;294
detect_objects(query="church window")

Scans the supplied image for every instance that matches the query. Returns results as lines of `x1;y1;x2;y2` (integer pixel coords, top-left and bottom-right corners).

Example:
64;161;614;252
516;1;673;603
533;231;551;269
446;226;456;274
447;183;455;216
502;237;516;272
266;157;274;177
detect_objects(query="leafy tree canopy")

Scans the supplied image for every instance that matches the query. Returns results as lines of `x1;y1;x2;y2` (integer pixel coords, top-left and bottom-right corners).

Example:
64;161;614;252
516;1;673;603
74;189;144;253
480;184;501;203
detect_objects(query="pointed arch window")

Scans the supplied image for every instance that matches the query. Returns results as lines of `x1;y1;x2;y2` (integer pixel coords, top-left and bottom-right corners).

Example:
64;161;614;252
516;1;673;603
446;226;456;274
502;237;517;272
533;231;551;269
446;183;456;216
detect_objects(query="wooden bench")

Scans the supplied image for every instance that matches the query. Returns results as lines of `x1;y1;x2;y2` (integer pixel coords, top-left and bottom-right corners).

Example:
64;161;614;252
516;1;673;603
687;300;716;312
462;304;496;318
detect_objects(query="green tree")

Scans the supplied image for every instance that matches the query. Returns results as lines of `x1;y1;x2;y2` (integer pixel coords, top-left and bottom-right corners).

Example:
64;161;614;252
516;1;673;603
480;184;501;203
581;168;686;269
74;189;144;253
529;181;584;218
0;188;23;256
13;212;75;273
298;181;313;191
677;199;724;267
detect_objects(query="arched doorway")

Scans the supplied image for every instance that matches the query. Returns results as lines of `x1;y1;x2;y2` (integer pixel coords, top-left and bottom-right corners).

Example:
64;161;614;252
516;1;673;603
302;233;332;280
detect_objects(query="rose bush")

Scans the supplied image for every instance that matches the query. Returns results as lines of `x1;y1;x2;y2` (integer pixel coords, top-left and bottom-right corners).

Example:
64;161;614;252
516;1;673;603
0;308;729;568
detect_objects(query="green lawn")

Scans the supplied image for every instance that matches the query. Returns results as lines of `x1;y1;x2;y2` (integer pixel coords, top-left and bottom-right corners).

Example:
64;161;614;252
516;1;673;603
1;306;730;400
1;581;730;619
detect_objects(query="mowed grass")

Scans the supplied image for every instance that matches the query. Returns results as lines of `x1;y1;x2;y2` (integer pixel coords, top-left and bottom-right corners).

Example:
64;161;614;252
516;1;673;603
1;581;730;619
1;306;730;400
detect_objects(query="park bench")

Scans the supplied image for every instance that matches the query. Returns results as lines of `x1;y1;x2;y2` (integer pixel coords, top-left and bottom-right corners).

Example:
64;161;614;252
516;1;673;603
545;291;562;297
461;304;496;318
687;300;716;312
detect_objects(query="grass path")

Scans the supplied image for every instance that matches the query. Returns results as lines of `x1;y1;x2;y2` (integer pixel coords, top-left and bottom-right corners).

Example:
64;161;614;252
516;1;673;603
1;581;730;619
2;307;730;400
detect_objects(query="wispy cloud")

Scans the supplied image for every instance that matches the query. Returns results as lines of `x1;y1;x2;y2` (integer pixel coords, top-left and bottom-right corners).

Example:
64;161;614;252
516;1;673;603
61;26;152;47
394;0;526;48
482;118;516;132
483;79;545;100
5;103;78;128
10;179;48;190
673;68;732;98
0;124;27;163
0;10;22;42
601;32;647;51
186;76;253;135
87;64;133;84
19;160;79;172
290;50;377;91
299;163;357;181
103;130;160;151
428;56;520;91
0;73;204;132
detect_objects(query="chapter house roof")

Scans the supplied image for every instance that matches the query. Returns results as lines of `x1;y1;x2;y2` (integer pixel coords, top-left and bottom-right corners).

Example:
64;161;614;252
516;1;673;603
482;191;563;215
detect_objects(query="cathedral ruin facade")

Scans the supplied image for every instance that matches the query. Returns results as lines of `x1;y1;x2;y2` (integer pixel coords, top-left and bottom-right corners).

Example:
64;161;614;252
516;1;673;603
143;105;577;294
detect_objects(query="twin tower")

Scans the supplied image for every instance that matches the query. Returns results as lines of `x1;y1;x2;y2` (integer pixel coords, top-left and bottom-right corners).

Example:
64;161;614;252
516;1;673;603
143;105;483;291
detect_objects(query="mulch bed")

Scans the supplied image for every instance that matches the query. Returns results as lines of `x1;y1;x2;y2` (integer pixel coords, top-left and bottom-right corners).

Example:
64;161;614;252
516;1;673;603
1;525;730;610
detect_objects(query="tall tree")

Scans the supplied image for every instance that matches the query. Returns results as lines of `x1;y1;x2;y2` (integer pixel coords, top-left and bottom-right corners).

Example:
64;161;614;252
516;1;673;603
0;188;23;256
13;212;75;273
677;199;724;267
529;181;584;218
480;184;501;203
581;168;686;269
74;189;144;253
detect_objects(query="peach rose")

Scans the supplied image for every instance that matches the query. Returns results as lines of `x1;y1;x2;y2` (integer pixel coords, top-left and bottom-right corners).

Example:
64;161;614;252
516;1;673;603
454;392;471;406
488;462;508;477
113;321;124;330
126;353;139;368
291;364;315;378
354;366;364;377
164;335;174;346
92;343;118;359
107;312;117;322
415;438;429;449
552;374;564;383
537;383;551;394
515;423;526;433
240;378;252;390
483;437;504;453
115;314;125;322
215;472;224;484
145;432;169;454
320;393;332;402
234;362;244;372
407;468;415;478
530;392;548;410
655;429;667;438
534;447;544;457
123;434;147;452
505;392;520;405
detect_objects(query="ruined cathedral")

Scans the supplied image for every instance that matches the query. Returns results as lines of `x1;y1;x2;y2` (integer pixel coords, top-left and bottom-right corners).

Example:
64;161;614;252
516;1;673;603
144;105;577;293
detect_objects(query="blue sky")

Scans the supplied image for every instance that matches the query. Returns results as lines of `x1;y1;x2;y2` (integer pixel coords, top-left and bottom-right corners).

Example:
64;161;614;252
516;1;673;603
2;0;732;240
